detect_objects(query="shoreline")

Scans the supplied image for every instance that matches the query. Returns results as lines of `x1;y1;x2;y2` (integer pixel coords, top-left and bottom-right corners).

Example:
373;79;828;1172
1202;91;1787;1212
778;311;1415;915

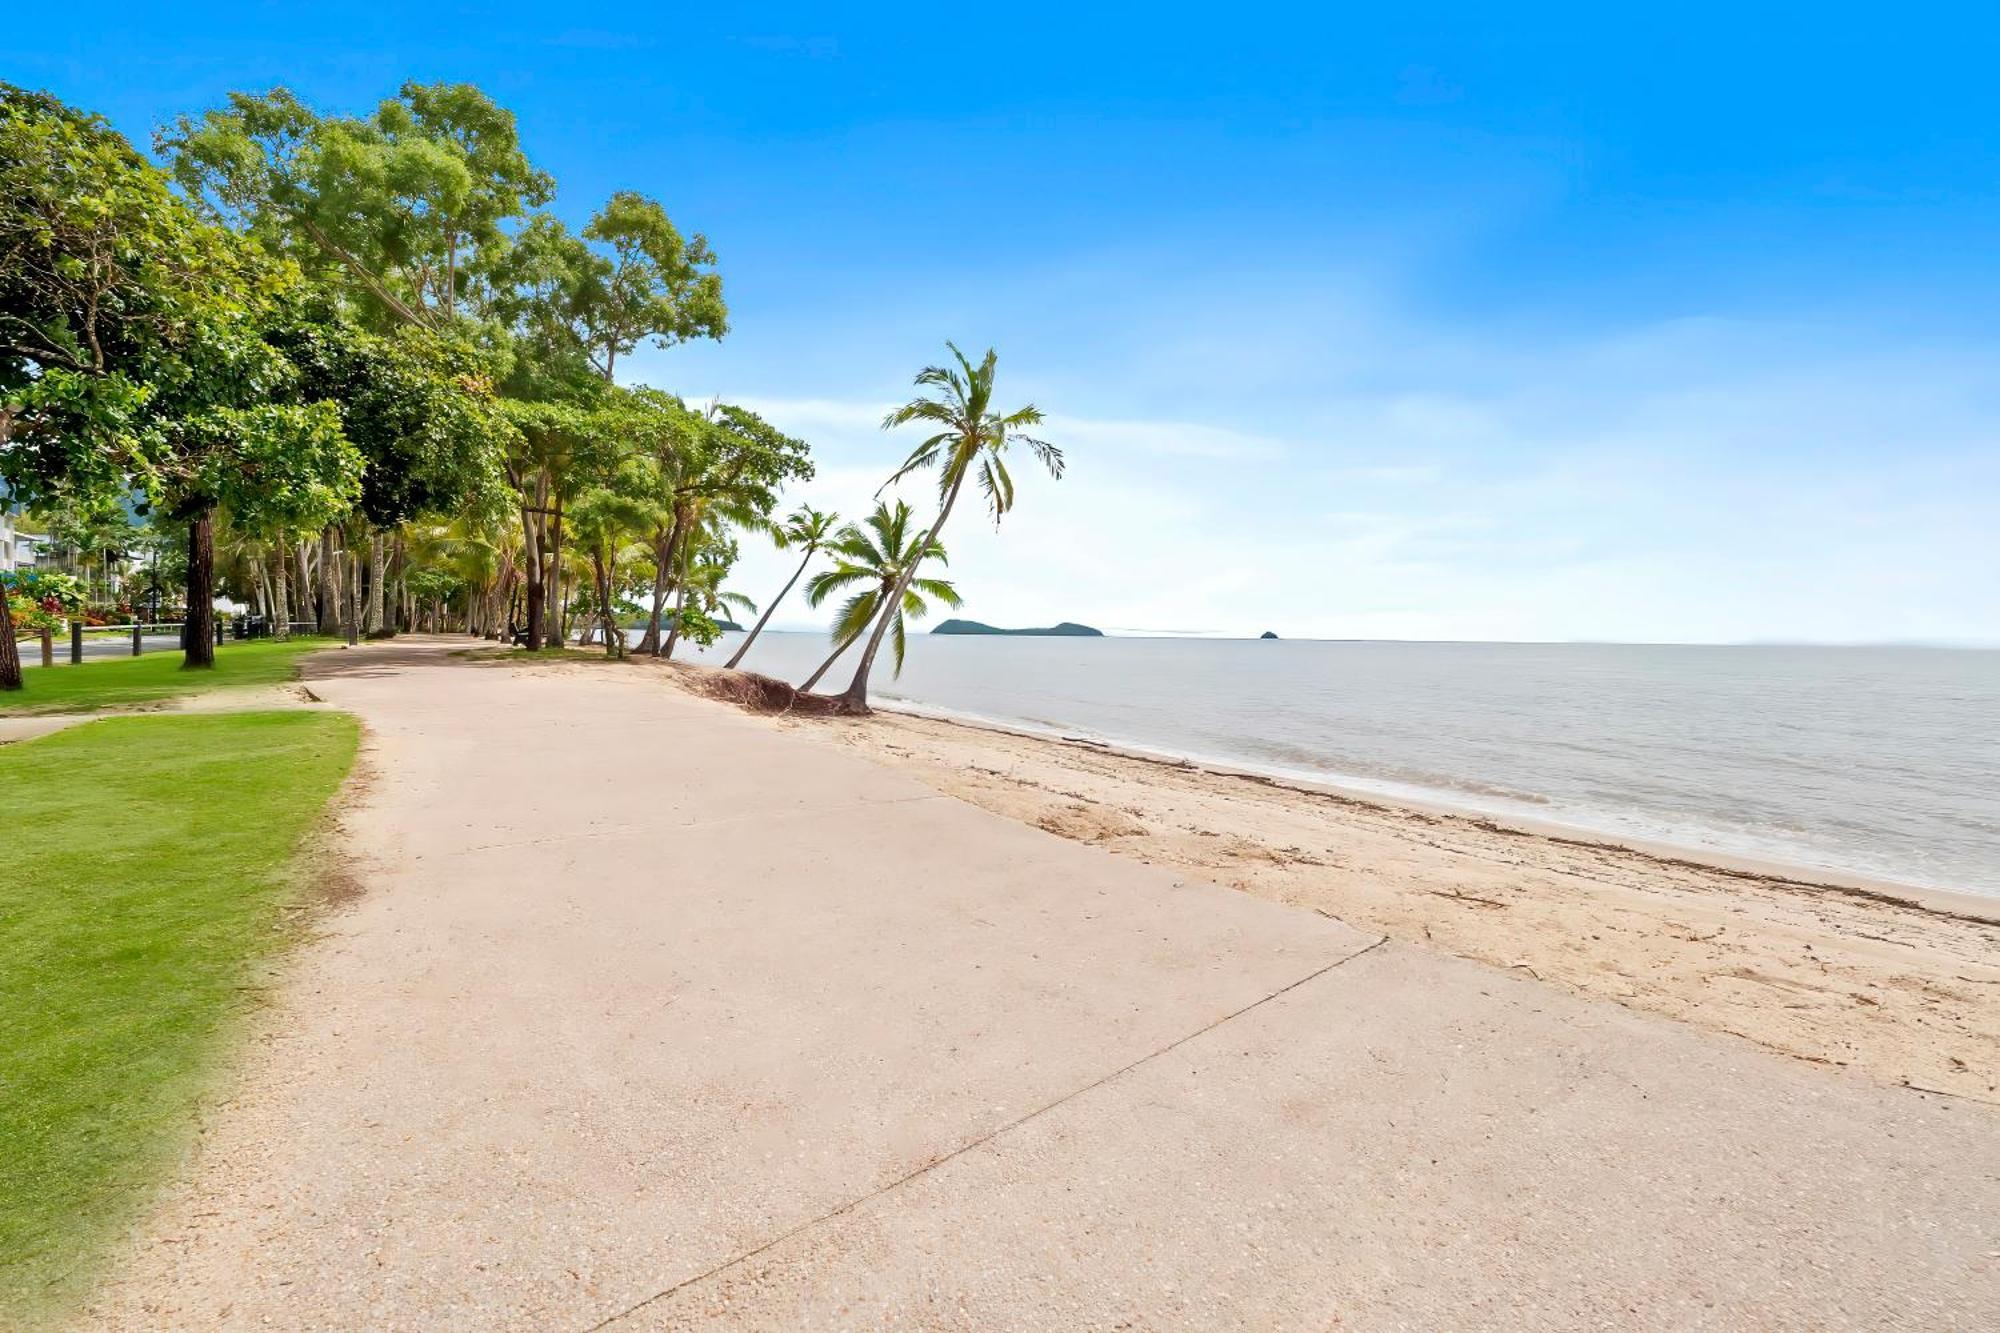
629;660;2000;1105
868;695;2000;923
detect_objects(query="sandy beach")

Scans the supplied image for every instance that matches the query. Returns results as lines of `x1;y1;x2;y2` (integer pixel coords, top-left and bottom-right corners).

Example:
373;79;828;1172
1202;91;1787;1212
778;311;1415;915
688;678;2000;1106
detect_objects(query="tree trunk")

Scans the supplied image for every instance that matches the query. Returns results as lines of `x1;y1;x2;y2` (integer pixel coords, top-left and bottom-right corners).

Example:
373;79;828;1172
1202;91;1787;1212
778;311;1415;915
346;547;361;647
800;627;865;693
725;549;812;670
839;472;968;712
517;474;546;651
661;526;698;660
0;592;21;691
591;547;624;658
661;579;689;660
389;531;406;633
365;532;386;636
638;510;687;655
317;527;339;634
543;497;565;649
183;507;217;669
293;539;312;632
273;545;290;639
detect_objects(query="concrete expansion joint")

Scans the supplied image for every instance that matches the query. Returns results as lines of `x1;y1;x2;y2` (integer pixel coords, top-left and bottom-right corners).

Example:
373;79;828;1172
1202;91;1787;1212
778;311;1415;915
579;932;1390;1331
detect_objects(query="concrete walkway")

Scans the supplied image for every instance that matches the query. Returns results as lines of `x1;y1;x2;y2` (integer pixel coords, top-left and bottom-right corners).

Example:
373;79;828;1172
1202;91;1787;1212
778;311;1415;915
89;639;1999;1330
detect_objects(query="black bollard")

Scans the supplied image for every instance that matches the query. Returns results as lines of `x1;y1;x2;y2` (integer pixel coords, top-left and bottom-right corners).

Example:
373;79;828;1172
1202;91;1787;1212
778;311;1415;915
70;619;83;665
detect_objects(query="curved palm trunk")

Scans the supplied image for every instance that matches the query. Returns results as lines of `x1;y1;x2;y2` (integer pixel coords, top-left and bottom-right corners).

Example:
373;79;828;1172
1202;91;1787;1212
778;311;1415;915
724;549;813;670
802;575;897;693
591;546;624;659
800;627;864;693
838;472;967;712
638;511;685;655
661;515;703;660
183;507;217;669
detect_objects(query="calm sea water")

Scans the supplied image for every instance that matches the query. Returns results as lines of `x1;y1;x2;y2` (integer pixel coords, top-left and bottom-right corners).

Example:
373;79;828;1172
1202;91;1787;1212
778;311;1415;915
676;631;2000;897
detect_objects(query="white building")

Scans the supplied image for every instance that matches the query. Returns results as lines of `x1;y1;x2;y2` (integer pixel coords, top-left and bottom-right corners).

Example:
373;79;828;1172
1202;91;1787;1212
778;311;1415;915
1;512;44;572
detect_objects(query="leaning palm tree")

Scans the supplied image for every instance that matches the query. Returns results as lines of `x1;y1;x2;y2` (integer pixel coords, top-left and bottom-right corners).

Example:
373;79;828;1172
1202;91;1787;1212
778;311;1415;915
725;504;838;670
682;550;757;633
834;343;1060;711
800;500;961;693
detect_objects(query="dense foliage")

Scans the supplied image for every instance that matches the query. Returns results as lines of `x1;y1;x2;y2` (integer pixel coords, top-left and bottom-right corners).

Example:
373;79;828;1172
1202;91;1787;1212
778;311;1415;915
2;77;1061;709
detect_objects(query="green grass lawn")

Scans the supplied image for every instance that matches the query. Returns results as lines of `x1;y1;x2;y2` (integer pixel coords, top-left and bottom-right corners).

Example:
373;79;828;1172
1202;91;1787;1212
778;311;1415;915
1;636;333;716
0;710;359;1324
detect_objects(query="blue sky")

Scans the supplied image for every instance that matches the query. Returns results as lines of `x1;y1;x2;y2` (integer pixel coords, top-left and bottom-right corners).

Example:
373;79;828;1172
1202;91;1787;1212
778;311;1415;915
13;4;1999;642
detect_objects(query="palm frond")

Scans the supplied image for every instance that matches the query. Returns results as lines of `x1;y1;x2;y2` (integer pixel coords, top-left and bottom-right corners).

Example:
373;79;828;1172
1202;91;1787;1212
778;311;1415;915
911;576;963;609
805;563;871;606
831;589;880;644
878;434;950;493
1019;433;1064;479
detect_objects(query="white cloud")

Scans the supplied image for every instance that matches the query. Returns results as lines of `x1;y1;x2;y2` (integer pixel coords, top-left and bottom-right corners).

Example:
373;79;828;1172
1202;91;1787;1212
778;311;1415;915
635;307;2000;645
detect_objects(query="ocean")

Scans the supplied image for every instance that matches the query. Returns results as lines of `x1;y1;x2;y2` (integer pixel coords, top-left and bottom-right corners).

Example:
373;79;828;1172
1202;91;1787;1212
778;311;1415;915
675;631;2000;898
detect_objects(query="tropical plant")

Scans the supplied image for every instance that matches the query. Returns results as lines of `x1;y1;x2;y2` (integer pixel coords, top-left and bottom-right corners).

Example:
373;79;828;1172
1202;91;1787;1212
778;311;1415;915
724;503;838;670
638;401;812;658
567;456;667;658
831;343;1059;710
799;500;961;692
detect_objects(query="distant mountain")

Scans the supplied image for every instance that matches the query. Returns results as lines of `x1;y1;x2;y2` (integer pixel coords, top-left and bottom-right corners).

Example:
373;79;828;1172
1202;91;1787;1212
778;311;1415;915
1260;630;1280;639
932;619;1104;637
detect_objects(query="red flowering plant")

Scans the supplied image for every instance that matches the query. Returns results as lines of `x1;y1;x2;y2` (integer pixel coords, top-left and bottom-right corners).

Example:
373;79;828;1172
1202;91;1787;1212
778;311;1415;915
2;570;85;632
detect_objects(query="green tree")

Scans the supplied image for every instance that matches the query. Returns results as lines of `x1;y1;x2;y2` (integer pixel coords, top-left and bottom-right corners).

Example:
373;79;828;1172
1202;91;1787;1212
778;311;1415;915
139;277;363;666
567;457;659;658
161;83;553;331
499;397;600;649
1;85;198;686
724;503;838;670
799;500;961;692
272;309;508;636
637;402;813;657
1;85;360;678
832;344;1060;710
484;193;726;383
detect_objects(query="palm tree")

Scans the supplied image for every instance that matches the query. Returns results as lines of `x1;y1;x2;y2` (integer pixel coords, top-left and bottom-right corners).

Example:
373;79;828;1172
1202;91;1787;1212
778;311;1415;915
680;547;757;636
834;343;1060;711
800;500;961;693
724;504;838;670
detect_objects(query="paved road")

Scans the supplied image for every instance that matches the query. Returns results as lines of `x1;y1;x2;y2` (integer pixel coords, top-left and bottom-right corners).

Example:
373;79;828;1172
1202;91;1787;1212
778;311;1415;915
88;639;2000;1329
18;630;183;664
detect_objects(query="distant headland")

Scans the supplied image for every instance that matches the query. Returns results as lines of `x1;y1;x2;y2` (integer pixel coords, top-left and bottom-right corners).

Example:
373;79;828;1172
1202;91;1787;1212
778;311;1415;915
932;619;1104;637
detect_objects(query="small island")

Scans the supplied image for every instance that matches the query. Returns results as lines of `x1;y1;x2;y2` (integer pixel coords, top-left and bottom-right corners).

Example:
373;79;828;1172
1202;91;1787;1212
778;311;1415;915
932;619;1104;637
1260;630;1280;639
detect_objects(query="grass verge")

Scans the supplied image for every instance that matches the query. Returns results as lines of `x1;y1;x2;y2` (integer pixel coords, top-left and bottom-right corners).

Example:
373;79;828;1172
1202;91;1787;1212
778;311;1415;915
1;637;334;716
0;710;360;1324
